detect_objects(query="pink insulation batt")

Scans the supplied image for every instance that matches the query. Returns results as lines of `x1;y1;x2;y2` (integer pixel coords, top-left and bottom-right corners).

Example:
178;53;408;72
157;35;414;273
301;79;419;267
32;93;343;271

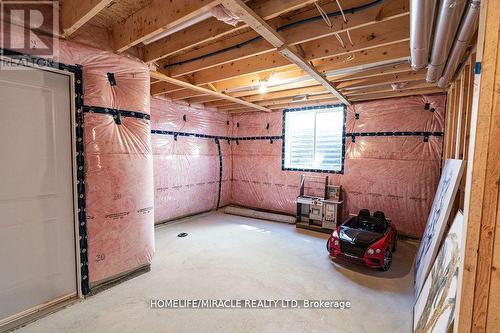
230;94;445;238
150;97;232;223
62;43;154;284
74;49;154;284
4;24;155;284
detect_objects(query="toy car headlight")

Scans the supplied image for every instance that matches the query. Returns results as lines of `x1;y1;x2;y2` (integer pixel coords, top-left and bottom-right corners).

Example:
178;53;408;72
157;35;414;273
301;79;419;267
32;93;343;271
367;249;374;255
375;249;381;254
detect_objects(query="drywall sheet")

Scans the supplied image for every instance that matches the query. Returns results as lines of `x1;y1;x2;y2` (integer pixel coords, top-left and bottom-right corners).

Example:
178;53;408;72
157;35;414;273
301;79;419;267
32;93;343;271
414;211;464;332
151;97;232;223
231;94;445;237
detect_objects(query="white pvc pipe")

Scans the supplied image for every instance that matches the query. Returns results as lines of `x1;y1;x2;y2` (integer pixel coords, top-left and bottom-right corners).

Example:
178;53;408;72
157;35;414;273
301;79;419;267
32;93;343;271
426;0;467;82
410;0;437;70
437;0;480;88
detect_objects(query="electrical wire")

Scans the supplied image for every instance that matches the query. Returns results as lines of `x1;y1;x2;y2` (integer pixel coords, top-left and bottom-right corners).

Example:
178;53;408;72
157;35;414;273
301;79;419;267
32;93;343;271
163;0;384;69
334;33;346;48
335;0;348;22
315;1;345;48
315;2;333;28
335;0;354;46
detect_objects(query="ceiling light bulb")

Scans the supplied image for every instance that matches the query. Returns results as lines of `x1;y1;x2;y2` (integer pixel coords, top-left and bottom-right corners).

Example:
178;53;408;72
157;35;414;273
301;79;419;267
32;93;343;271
258;81;268;94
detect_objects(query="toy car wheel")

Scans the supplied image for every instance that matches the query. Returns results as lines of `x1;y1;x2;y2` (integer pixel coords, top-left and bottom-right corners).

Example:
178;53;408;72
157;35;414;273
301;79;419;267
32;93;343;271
381;250;392;271
326;239;331;252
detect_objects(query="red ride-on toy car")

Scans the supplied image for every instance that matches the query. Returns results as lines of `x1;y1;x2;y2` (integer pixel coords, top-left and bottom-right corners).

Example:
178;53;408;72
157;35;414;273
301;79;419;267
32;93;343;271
327;209;397;271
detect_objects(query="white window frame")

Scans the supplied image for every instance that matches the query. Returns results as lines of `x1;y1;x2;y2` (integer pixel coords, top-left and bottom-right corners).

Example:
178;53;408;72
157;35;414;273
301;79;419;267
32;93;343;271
282;105;345;173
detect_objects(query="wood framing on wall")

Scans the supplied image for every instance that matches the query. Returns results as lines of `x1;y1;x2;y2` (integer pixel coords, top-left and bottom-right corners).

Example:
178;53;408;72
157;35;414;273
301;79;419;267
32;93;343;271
455;0;500;331
443;53;475;212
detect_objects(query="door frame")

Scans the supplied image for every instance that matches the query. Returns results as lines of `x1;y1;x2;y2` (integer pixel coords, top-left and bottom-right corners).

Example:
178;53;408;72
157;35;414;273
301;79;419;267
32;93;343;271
0;52;86;330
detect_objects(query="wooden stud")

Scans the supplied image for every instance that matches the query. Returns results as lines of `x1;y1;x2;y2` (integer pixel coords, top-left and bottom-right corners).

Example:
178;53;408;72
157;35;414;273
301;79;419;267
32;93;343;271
456;0;500;331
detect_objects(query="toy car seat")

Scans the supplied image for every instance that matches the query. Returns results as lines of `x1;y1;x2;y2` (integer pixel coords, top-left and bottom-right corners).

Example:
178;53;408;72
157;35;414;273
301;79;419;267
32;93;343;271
356;209;371;228
373;211;386;221
373;211;388;230
358;209;370;217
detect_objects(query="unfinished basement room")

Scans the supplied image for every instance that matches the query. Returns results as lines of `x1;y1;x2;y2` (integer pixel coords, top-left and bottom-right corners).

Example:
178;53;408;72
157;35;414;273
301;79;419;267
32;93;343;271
0;0;499;332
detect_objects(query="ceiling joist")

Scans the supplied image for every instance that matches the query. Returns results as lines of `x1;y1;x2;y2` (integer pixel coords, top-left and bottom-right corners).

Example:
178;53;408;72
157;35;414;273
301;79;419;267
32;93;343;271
142;0;318;63
216;0;350;105
163;1;409;77
60;0;114;36
150;71;271;112
112;0;220;53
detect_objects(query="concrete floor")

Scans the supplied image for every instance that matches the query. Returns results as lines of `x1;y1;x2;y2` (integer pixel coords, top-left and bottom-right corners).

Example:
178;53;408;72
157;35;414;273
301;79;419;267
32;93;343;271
16;211;417;333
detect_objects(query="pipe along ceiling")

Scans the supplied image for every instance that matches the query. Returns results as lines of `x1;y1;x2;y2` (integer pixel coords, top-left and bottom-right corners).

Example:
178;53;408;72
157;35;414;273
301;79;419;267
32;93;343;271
410;0;481;88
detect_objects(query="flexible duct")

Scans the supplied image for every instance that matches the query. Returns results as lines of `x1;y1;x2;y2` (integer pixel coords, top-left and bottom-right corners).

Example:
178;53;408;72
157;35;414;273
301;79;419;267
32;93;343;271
410;0;437;70
426;0;467;83
437;0;480;88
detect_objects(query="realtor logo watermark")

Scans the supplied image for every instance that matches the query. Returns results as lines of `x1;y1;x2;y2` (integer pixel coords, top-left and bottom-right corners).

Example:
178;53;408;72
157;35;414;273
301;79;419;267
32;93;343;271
1;1;59;68
150;299;352;310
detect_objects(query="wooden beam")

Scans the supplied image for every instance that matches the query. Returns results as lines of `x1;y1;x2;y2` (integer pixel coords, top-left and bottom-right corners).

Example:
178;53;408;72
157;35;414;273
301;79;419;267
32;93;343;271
142;0;318;63
111;0;220;53
179;19;409;85
211;51;411;93
150;71;271;112
278;46;350;105
345;79;435;95
259;85;443;106
337;70;426;90
150;81;184;96
217;103;252;111
168;90;208;101
187;96;222;104
268;98;341;110
204;99;243;108
60;0;113;36
244;85;326;102
258;93;336;106
264;87;444;109
164;0;409;76
219;0;285;47
214;0;350;104
217;62;413;99
240;70;424;103
348;87;444;101
456;0;500;331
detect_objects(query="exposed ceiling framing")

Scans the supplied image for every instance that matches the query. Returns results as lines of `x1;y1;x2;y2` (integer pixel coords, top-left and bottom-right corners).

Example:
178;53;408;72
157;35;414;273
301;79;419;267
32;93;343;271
150;71;272;112
62;0;445;113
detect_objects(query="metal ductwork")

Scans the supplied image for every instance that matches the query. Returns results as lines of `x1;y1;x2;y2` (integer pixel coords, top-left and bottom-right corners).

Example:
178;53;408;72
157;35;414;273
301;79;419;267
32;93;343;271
437;0;480;88
410;0;437;70
426;0;467;83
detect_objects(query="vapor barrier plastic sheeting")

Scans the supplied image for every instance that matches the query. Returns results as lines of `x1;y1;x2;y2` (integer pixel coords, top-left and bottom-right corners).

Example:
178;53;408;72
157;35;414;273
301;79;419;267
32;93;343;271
151;97;232;223
84;113;154;284
230;94;445;238
151;97;232;136
5;22;155;285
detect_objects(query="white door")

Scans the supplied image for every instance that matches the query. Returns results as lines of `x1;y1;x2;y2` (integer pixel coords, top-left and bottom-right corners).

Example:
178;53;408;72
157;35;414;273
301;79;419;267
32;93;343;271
0;66;77;324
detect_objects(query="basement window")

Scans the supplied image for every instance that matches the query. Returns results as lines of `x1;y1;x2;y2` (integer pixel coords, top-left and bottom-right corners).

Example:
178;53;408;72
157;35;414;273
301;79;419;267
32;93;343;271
282;105;345;173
